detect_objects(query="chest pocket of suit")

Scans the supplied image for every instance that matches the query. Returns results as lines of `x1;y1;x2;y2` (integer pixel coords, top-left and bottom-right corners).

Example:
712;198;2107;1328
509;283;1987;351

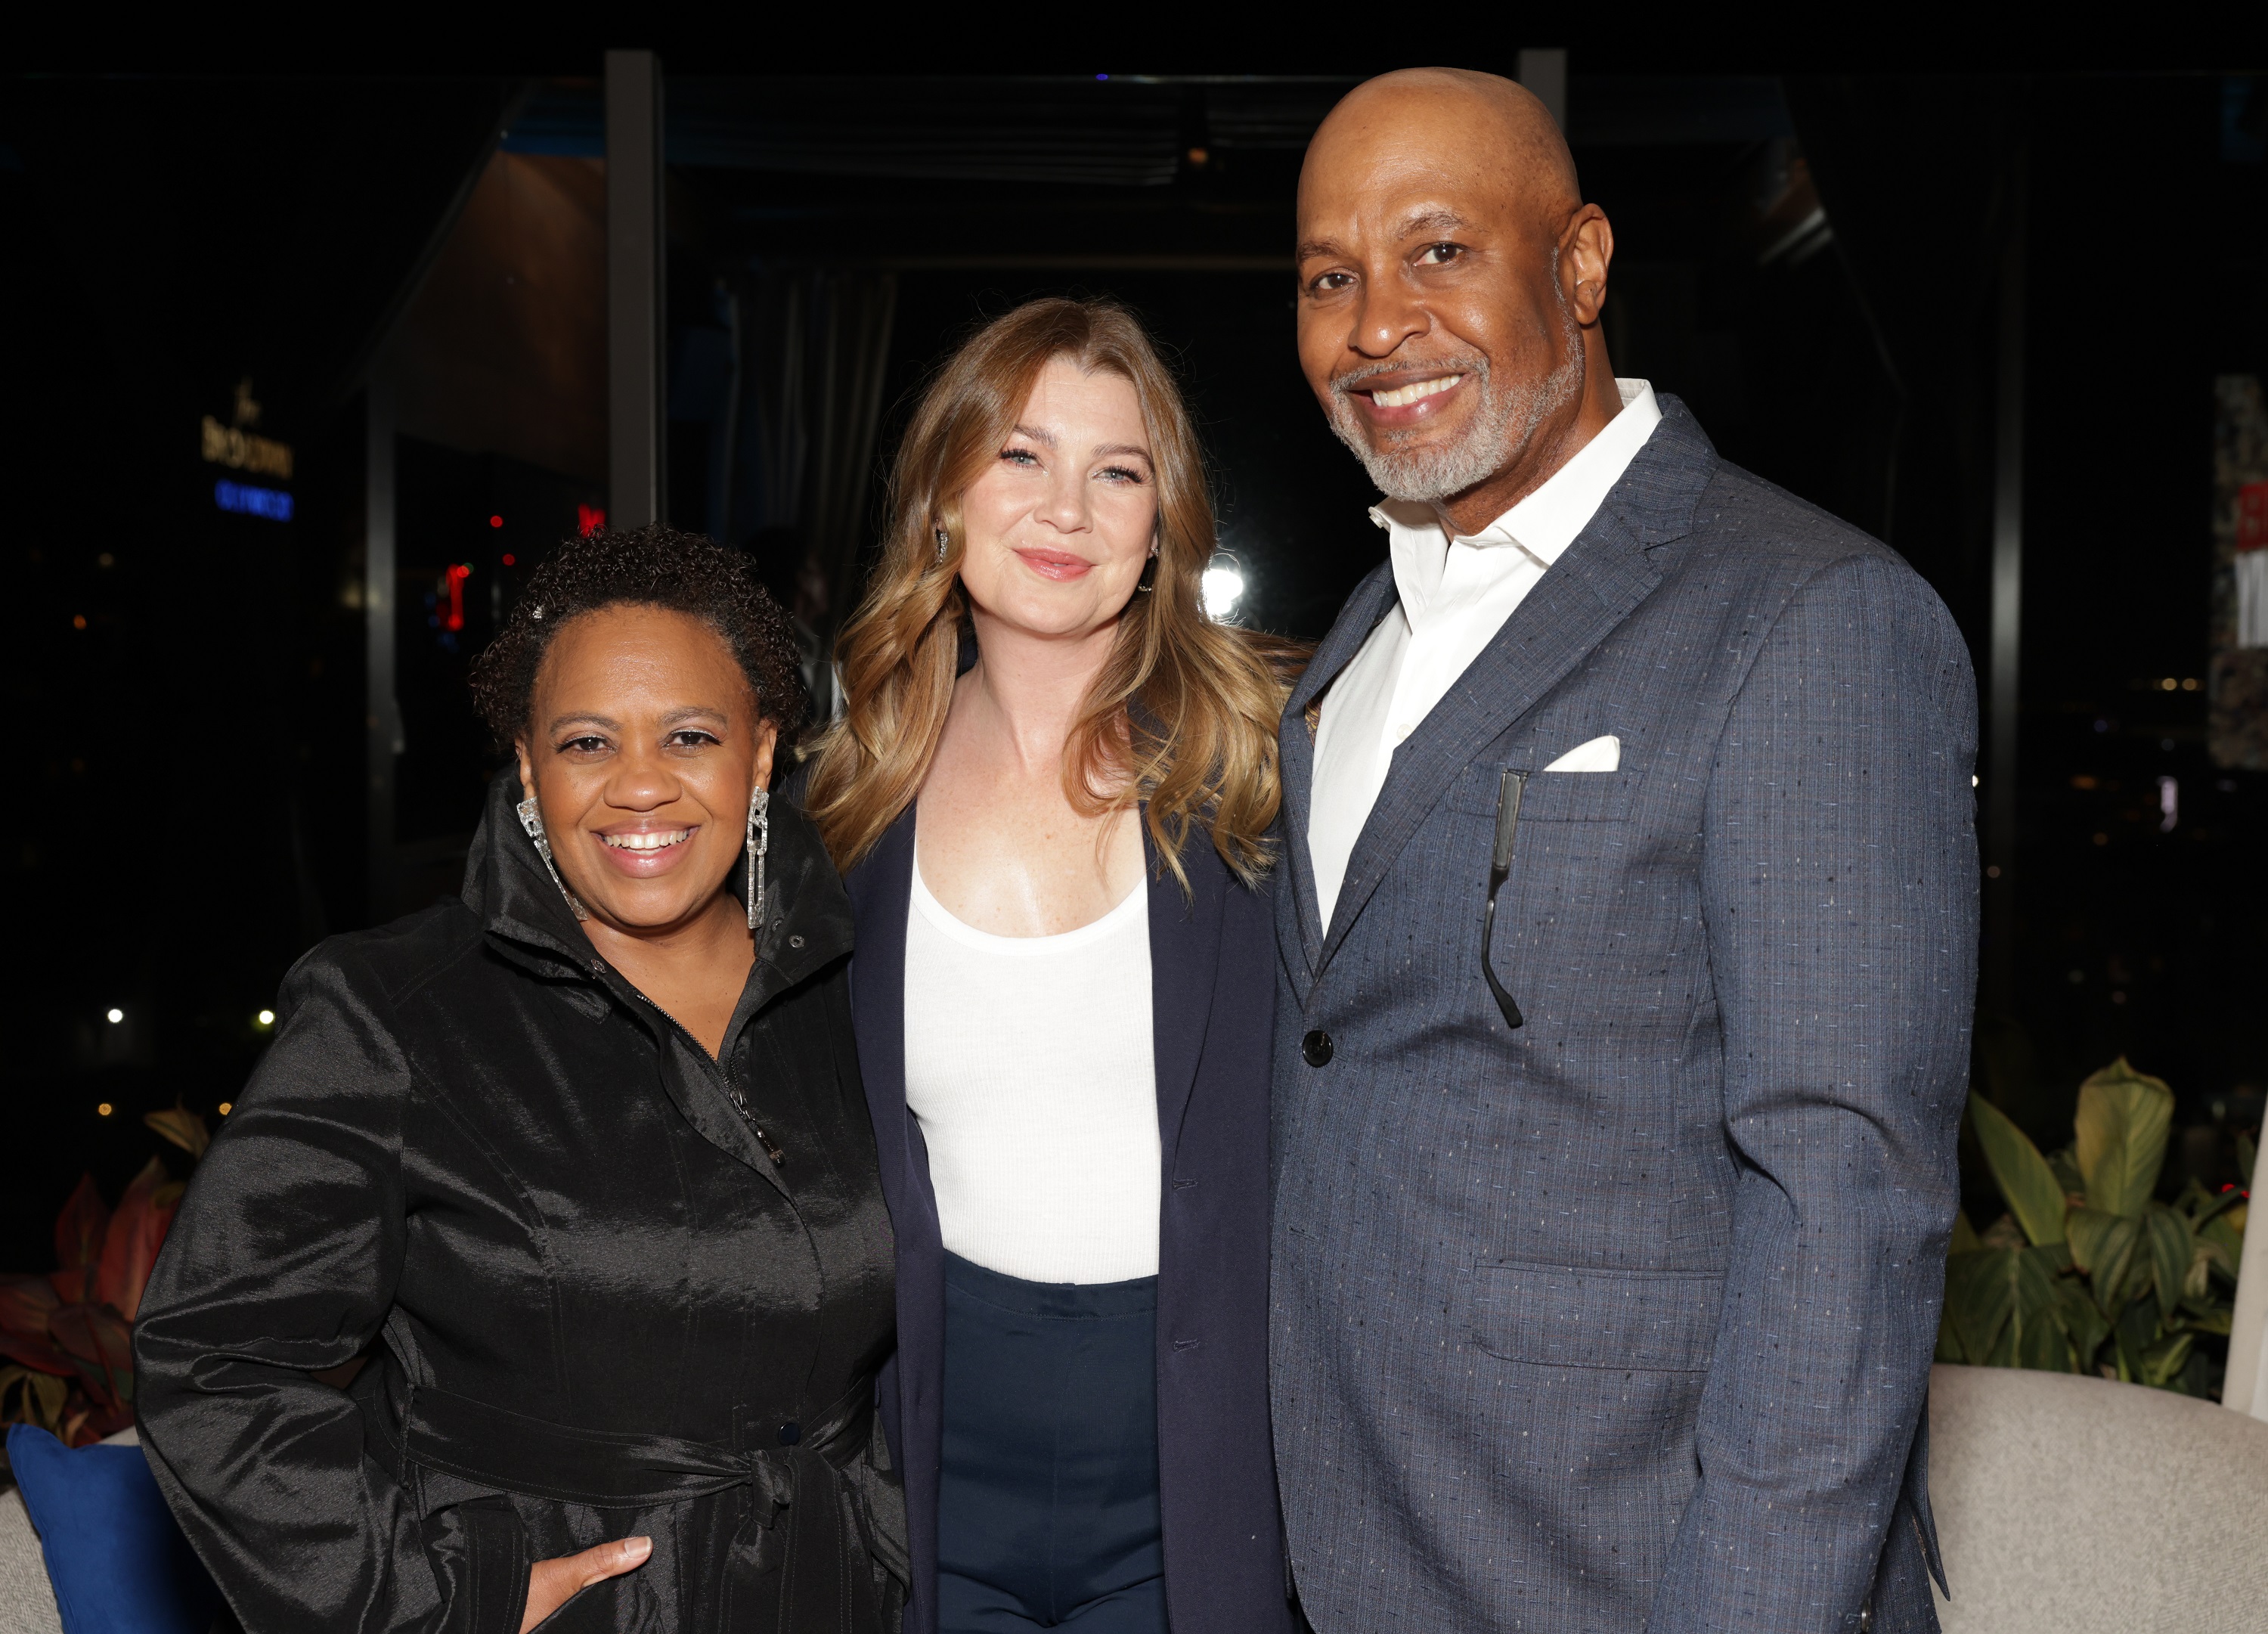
1445;762;1634;824
1466;1260;1721;1372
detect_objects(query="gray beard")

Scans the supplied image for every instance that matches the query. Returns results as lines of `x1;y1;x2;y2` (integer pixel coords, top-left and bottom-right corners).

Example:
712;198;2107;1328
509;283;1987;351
1325;299;1587;506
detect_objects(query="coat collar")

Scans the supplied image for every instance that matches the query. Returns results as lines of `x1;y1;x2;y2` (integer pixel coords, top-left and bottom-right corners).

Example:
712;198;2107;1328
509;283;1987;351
1281;397;1717;972
463;767;854;994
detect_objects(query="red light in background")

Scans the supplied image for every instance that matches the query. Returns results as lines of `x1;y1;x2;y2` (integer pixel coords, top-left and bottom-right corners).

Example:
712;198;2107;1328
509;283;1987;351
444;563;471;631
577;504;606;537
489;515;503;529
501;553;516;566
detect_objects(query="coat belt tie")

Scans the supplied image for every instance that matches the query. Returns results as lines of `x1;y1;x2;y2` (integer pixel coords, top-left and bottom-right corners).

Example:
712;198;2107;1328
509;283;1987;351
366;1376;905;1632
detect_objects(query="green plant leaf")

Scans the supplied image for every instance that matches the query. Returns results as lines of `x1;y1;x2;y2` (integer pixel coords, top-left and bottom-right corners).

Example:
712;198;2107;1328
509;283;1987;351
2140;1329;2195;1390
1969;1093;2068;1245
2013;1247;2073;1370
2239;1132;2257;1189
2050;1146;2087;1198
2052;1276;2111;1372
2144;1204;2196;1316
1943;1248;2015;1365
1950;1210;1981;1254
2183;1181;2246;1229
1979;1213;2027;1251
2074;1058;2174;1218
2201;1208;2245;1278
2068;1206;2139;1281
2081;1208;2148;1317
2113;1295;2161;1383
1935;1304;1966;1364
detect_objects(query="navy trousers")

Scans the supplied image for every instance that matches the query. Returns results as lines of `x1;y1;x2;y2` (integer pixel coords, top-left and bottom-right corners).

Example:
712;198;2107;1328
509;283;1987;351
937;1253;1166;1632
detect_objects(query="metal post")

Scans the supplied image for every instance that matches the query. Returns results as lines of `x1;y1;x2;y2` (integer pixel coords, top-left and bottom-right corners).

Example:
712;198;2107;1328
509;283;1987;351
364;347;401;920
606;48;665;529
1517;48;1569;134
1984;146;2026;1015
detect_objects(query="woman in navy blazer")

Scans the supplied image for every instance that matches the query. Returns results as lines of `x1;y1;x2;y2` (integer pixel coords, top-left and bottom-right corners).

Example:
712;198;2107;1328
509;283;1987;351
804;299;1297;1634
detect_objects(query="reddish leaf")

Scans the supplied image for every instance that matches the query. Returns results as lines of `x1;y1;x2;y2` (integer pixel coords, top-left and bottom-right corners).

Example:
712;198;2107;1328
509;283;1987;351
0;1276;71;1376
48;1302;134;1410
95;1157;175;1322
0;1273;60;1337
142;1107;211;1161
47;1270;83;1305
0;1329;76;1377
76;1400;135;1445
53;1174;110;1281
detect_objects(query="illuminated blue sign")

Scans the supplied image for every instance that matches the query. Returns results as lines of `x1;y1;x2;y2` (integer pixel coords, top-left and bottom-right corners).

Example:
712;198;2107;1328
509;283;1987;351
215;479;293;522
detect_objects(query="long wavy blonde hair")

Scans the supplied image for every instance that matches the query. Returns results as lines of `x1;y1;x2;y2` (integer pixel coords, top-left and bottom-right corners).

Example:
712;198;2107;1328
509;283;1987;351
804;297;1299;888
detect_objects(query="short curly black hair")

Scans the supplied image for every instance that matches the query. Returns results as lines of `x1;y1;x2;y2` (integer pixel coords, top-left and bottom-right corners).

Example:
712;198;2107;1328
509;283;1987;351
469;523;810;761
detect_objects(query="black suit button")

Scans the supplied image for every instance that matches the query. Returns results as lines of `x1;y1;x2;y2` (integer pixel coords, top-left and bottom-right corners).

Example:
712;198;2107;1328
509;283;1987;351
1302;1029;1334;1067
776;1422;801;1446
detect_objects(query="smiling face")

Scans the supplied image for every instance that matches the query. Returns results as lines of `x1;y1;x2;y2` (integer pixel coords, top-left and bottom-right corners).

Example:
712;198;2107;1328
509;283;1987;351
954;356;1157;646
514;603;778;937
1296;70;1618;526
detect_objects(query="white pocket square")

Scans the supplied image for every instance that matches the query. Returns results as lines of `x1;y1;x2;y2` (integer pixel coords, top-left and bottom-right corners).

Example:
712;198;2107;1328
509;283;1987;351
1541;734;1619;773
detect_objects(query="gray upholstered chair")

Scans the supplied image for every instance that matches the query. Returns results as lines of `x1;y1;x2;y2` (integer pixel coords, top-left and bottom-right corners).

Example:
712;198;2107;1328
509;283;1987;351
1928;1363;2268;1633
0;1487;62;1634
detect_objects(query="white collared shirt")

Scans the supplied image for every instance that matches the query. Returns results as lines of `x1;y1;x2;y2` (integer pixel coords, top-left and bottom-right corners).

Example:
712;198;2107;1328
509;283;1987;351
1307;379;1662;928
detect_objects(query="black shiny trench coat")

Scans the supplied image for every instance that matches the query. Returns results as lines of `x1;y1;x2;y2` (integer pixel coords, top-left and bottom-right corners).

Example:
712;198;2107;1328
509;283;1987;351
135;774;903;1634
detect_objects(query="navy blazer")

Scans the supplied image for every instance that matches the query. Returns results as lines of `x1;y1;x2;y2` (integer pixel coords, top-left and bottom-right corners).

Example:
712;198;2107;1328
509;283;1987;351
844;806;1294;1634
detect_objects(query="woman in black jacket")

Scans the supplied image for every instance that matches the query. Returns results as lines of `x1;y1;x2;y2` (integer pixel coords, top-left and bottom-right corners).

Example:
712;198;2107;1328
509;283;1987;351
135;526;903;1634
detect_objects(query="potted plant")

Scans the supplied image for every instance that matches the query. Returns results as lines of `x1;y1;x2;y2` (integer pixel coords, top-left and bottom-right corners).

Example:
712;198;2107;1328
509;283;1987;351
1938;1058;2248;1397
0;1109;209;1446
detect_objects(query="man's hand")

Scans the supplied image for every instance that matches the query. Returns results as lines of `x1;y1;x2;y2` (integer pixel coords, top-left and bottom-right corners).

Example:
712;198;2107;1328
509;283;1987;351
519;1536;652;1632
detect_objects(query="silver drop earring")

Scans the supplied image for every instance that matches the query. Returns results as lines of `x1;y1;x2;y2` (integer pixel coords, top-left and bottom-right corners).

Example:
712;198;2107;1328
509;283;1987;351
516;795;590;921
745;786;770;930
935;525;950;565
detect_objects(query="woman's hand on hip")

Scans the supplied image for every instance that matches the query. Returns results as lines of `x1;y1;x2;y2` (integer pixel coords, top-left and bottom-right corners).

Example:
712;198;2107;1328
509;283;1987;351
521;1536;652;1631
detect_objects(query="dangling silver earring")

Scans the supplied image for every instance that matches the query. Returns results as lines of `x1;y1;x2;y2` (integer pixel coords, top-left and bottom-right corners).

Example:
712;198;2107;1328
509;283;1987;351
934;526;950;566
516;795;590;921
745;786;770;930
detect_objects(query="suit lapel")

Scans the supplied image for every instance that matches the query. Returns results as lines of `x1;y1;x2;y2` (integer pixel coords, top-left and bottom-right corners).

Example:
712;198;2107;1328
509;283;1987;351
1147;831;1224;1173
1318;504;1662;971
1311;400;1719;970
1279;564;1399;978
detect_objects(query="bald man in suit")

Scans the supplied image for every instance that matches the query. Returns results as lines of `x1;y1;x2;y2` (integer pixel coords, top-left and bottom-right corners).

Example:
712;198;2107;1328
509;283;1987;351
1269;69;1972;1632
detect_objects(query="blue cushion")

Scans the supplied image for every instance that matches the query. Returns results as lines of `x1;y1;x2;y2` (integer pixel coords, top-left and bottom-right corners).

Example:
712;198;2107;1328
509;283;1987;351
5;1425;222;1634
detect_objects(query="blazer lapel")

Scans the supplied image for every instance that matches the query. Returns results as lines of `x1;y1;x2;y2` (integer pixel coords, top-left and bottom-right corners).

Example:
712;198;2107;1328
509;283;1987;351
1318;504;1663;971
1147;832;1224;1174
1279;563;1399;977
844;809;937;1229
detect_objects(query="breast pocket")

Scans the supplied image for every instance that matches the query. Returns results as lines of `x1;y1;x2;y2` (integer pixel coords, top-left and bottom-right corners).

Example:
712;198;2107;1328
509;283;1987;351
1466;1260;1721;1372
1445;762;1634;824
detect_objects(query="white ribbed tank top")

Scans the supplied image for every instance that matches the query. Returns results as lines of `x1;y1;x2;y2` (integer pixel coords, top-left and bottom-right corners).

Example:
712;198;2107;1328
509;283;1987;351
902;856;1160;1284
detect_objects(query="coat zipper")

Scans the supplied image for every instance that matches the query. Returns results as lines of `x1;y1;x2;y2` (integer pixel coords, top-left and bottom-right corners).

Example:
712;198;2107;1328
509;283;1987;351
632;991;788;1166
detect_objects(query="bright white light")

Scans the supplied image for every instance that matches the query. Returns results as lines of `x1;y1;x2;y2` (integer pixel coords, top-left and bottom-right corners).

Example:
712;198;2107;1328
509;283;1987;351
105;1008;123;1025
1201;564;1247;619
256;1009;277;1027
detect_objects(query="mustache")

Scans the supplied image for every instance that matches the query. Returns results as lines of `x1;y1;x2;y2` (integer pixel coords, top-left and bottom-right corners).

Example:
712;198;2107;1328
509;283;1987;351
1329;355;1490;397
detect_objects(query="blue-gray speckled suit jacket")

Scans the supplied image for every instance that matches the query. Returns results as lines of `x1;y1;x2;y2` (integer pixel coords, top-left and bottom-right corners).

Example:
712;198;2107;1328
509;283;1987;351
1271;396;1973;1634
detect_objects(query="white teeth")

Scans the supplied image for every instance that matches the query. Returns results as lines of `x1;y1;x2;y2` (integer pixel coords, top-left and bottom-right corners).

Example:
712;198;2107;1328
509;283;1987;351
1371;374;1462;408
601;829;692;851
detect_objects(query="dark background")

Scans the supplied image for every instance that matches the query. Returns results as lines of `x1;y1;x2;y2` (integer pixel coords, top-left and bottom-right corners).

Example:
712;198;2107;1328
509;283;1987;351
4;59;2265;1269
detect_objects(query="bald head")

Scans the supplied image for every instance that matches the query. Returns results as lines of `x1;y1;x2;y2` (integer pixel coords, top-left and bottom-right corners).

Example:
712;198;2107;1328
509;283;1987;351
1294;66;1622;532
1304;68;1581;236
